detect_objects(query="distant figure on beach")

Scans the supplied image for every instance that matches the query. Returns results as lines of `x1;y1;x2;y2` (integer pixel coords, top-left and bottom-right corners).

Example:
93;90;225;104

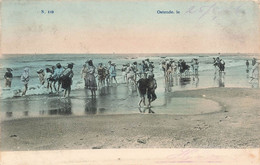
249;59;259;82
142;60;148;75
137;74;148;107
109;63;117;84
52;63;64;92
161;60;166;76
147;74;157;107
21;68;30;96
45;68;53;93
252;58;257;66
81;64;88;87
51;66;56;74
246;60;249;70
219;59;225;72
215;57;221;71
60;63;74;97
37;69;45;85
179;60;190;76
121;64;128;83
165;60;172;83
126;63;136;85
137;63;143;78
97;63;106;87
106;61;112;85
193;59;199;75
170;60;176;76
4;68;13;88
86;60;97;96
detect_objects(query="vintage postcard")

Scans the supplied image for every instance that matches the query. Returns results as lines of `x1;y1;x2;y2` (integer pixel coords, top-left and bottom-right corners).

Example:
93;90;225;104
0;0;259;164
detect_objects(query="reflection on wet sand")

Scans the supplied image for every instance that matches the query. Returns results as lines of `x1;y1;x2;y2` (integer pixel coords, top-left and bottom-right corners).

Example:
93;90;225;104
138;107;155;114
214;72;225;87
24;111;29;116
85;97;97;114
6;112;12;118
165;74;199;92
192;75;199;87
46;98;72;115
179;77;191;88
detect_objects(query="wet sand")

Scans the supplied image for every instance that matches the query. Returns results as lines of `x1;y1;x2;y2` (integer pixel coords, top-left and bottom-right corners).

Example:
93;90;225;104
1;87;260;151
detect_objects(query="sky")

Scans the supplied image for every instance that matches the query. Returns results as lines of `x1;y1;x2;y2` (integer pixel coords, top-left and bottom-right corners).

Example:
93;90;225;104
1;0;260;54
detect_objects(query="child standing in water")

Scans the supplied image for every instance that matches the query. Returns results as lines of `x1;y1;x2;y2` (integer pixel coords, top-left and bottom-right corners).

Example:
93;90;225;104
147;74;157;107
4;68;13;88
193;59;199;75
21;68;30;96
86;60;97;97
246;60;249;70
109;63;118;85
37;69;45;85
60;63;74;97
52;63;64;92
45;68;53;93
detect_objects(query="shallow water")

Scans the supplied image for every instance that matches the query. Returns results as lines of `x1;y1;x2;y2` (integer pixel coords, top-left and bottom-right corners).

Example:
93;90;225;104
0;84;222;121
1;54;259;120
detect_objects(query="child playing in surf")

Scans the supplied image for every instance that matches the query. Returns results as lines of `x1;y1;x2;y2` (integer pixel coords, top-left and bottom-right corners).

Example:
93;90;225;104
109;63;117;85
21;68;30;96
37;69;45;85
147;74;157;107
52;63;64;92
60;63;74;97
45;68;53;93
4;68;13;88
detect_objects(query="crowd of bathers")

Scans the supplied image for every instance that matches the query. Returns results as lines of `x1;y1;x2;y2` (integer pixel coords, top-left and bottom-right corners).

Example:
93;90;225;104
160;58;200;83
3;57;259;104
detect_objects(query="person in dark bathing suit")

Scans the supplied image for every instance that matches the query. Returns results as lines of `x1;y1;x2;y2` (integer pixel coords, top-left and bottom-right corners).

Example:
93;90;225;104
147;74;157;107
137;75;148;107
4;68;13;88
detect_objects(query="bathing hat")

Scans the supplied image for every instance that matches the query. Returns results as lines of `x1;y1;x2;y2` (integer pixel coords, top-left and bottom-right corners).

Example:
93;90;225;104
7;68;13;72
37;69;44;73
56;63;61;67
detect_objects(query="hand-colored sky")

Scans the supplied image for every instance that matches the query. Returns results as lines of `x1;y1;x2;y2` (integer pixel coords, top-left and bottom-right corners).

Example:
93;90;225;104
1;0;260;54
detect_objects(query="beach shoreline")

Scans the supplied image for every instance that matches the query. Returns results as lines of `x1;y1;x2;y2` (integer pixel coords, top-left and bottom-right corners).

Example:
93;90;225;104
1;87;260;151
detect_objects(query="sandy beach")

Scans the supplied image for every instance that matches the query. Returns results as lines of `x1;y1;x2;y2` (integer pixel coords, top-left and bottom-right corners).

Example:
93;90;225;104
1;87;260;151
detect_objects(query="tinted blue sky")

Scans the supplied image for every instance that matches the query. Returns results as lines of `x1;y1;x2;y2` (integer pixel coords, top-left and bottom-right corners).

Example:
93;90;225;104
2;0;259;54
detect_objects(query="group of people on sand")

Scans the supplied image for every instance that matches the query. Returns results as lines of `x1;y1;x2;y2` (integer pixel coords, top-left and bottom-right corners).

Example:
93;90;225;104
121;59;155;85
118;59;158;107
4;67;31;96
161;58;199;83
81;60;119;96
37;63;64;94
3;63;74;97
35;63;73;97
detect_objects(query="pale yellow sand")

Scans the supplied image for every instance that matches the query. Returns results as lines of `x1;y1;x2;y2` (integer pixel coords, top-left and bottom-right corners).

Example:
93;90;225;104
1;88;260;151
